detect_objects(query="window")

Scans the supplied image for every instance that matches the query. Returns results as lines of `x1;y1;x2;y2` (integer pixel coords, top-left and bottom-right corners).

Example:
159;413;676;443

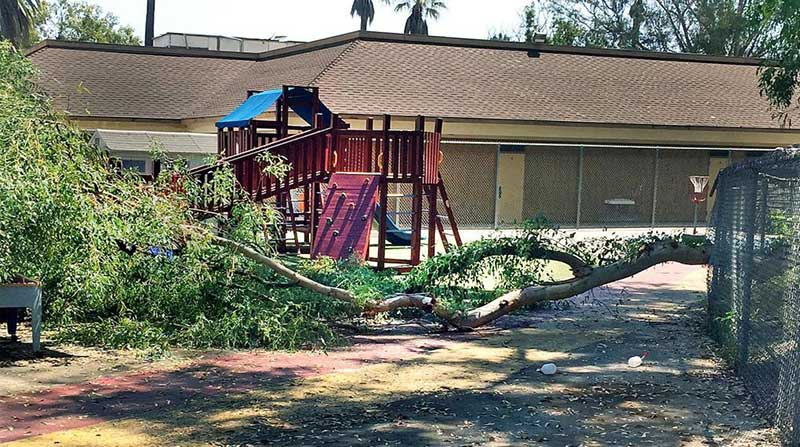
120;159;148;173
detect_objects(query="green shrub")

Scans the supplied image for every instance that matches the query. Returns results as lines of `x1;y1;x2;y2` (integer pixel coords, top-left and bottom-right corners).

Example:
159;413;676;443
0;41;384;350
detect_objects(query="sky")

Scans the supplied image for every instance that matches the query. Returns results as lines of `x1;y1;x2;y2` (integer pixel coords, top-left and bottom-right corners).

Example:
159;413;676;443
90;0;532;43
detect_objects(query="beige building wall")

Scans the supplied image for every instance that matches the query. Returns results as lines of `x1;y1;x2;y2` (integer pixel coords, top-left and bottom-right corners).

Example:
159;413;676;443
439;143;497;227
580;148;656;224
73;117;188;132
523;146;579;225
655;149;711;224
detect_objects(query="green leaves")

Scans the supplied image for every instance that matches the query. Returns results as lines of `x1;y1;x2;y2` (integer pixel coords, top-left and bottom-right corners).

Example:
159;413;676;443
0;43;361;351
37;0;141;45
757;0;800;126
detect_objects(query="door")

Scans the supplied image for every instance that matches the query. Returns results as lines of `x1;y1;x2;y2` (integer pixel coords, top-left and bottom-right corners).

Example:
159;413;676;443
707;156;729;216
496;150;526;226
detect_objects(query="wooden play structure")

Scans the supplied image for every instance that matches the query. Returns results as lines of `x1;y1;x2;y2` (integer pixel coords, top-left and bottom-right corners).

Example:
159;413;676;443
190;86;462;270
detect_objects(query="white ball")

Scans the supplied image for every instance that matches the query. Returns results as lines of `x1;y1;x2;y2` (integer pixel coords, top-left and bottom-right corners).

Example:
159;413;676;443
628;356;643;368
539;363;558;375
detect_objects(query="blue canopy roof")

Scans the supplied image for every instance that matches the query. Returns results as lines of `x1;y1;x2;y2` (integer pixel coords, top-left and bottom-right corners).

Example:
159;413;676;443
216;87;333;129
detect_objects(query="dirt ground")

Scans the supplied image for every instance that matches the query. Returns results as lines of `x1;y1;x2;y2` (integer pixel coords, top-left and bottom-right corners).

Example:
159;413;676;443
0;263;778;446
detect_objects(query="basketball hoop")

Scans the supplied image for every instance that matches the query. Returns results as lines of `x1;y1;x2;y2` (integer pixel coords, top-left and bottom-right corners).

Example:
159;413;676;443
689;175;710;234
689;175;709;205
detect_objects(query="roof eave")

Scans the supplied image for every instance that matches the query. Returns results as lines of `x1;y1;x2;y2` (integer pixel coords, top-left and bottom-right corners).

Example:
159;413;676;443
26;30;765;66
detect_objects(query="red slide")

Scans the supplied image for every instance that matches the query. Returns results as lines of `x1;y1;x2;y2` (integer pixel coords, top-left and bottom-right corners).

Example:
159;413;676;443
312;173;381;261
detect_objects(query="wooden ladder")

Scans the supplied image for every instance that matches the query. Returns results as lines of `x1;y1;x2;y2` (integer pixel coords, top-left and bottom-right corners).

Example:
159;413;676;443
425;173;462;252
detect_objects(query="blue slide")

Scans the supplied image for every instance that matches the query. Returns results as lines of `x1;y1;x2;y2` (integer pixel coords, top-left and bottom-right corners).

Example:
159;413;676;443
374;204;413;246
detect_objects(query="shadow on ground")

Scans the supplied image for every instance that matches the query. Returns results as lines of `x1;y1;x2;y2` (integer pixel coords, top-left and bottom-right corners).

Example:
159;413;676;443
4;265;779;446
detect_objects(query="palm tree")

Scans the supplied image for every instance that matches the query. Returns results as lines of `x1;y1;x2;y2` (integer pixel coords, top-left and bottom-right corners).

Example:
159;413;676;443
351;0;376;32
391;0;446;35
0;0;40;45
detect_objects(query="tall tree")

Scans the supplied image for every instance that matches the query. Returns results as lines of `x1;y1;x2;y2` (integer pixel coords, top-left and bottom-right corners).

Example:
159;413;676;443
0;0;40;45
511;0;775;56
351;0;376;31
390;0;446;35
37;0;141;45
758;0;800;126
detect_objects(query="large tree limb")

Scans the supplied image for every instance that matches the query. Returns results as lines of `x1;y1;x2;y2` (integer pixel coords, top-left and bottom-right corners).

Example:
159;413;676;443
196;227;711;330
409;239;594;291
447;240;712;328
202;231;357;304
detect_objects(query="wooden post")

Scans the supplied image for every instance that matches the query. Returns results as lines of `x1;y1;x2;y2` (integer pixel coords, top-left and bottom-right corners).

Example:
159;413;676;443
410;116;425;266
427;183;437;259
312;87;320;127
366;117;375;171
314;112;324;129
281;85;290;139
310;182;320;251
426;118;443;259
378;115;391;270
330;114;340;172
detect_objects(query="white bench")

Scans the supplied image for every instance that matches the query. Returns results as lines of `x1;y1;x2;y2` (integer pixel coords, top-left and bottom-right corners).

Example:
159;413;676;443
0;284;42;352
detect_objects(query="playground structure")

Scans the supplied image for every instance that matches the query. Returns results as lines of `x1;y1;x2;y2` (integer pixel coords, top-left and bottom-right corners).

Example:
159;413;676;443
190;86;462;270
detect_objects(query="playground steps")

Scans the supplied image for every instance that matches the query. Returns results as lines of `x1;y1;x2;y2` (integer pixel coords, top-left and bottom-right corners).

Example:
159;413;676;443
189;127;331;212
312;173;381;261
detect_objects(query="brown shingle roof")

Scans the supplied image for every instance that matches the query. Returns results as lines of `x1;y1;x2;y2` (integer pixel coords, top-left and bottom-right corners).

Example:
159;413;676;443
26;32;791;129
27;41;351;120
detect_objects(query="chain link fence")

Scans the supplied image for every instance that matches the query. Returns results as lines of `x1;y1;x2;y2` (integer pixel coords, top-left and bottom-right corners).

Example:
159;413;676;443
707;148;800;446
439;142;749;228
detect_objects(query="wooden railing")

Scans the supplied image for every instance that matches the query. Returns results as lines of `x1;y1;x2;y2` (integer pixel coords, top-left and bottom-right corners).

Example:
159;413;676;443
192;126;441;212
191;127;332;211
217;121;315;157
331;130;440;184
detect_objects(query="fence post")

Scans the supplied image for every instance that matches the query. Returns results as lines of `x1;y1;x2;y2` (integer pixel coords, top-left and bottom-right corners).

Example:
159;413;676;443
651;148;660;228
777;287;800;445
736;175;758;371
776;175;800;445
759;181;769;247
576;146;585;229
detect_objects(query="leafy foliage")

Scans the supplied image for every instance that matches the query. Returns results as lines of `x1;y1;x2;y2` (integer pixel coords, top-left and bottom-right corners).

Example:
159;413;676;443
0;41;363;350
405;217;708;313
505;0;776;56
35;0;140;45
757;0;800;126
0;0;41;45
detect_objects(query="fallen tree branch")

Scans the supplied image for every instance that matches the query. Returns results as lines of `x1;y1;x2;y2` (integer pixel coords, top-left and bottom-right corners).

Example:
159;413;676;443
191;228;457;323
201;230;357;304
448;240;712;328
191;226;711;330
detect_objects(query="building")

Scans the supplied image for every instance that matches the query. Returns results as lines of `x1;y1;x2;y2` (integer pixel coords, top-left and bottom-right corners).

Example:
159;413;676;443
153;32;302;53
26;31;800;228
90;129;216;175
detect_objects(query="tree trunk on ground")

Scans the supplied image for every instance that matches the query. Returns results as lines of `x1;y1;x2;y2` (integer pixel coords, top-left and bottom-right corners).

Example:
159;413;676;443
201;229;712;330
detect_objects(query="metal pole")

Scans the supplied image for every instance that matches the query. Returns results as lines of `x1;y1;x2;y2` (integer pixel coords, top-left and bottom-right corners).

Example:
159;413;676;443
493;145;500;229
145;0;156;47
693;203;699;234
737;177;757;371
651;148;660;228
576;146;585;229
